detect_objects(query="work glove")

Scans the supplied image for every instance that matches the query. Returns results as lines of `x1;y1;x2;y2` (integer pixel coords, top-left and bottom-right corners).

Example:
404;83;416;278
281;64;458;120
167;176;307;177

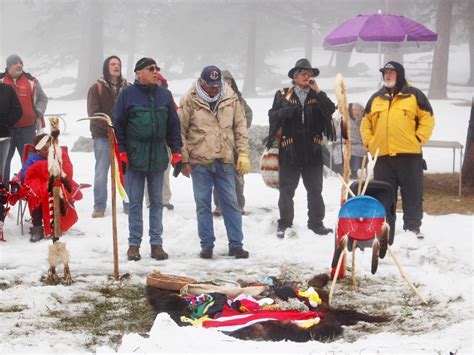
236;152;250;175
171;152;183;177
120;152;128;174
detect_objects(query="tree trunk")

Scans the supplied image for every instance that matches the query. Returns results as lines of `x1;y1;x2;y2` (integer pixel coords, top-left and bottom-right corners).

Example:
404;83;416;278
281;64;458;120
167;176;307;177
0;0;4;60
70;0;104;99
126;4;138;81
467;0;474;86
428;0;454;100
461;98;474;188
303;0;314;62
335;51;351;75
242;0;257;97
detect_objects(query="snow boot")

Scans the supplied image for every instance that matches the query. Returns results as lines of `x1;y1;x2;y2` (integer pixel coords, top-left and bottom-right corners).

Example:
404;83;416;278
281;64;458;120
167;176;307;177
200;248;213;259
127;246;141;261
29;226;44;243
229;246;249;259
151;245;168;260
309;224;333;236
276;225;286;239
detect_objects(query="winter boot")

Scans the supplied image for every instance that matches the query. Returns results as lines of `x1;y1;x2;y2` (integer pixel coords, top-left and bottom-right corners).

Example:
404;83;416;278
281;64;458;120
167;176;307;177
200;248;213;259
151;245;169;260
229;246;249;259
91;210;105;218
127;246;141;261
164;203;175;211
276;225;286;239
406;228;424;239
309;224;333;236
212;207;222;217
29;226;44;242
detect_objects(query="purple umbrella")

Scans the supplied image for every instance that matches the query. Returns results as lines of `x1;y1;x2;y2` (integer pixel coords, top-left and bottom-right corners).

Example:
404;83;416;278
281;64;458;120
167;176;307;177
324;13;438;67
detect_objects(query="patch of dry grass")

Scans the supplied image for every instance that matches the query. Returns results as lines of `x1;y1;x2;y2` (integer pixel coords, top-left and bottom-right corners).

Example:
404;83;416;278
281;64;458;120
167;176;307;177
423;173;474;215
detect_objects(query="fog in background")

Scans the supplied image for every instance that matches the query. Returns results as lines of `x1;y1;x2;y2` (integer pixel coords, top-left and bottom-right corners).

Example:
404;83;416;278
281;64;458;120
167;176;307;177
0;0;472;99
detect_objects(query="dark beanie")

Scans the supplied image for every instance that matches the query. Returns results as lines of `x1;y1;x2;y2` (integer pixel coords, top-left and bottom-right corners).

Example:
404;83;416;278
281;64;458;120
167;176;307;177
6;54;22;71
134;57;158;72
380;61;406;89
103;55;121;83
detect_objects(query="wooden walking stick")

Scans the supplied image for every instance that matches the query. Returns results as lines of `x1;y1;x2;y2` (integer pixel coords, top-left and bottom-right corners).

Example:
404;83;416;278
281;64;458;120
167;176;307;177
78;113;128;281
109;124;119;281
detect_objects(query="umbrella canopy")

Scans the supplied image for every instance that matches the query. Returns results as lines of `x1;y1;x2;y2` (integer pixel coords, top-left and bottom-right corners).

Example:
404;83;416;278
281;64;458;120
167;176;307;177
324;13;438;54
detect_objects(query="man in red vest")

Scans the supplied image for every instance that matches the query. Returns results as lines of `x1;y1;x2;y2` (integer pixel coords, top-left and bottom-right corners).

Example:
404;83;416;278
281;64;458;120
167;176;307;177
0;54;48;184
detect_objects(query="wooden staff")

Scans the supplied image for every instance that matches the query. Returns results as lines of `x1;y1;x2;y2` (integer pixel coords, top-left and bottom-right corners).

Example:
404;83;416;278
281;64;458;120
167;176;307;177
357;155;367;195
329;234;348;306
109;127;119;281
335;74;351;204
387;246;428;305
78;114;120;280
351;240;358;291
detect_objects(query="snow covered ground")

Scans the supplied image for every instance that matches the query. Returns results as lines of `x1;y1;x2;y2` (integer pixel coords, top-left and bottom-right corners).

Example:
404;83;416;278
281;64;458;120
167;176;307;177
0;46;473;354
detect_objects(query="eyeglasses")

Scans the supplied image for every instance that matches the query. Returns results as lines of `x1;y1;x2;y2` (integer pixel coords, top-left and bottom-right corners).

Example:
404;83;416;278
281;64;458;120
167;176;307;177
145;65;160;73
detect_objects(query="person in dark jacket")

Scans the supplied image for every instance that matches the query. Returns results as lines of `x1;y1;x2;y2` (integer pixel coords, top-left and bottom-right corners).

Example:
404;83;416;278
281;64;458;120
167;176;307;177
0;82;22;239
87;55;129;218
112;57;182;261
0;83;22;181
267;58;336;238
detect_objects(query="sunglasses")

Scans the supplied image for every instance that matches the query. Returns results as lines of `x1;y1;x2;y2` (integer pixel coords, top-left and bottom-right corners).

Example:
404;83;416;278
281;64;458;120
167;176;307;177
145;65;160;73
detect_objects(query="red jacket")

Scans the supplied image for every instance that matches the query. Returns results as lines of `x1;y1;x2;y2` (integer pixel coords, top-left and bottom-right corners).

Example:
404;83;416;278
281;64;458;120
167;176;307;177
1;73;37;128
24;147;83;237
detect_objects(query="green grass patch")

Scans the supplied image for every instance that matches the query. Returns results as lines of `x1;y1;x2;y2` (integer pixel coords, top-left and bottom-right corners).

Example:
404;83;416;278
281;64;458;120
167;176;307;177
0;305;27;312
46;283;156;350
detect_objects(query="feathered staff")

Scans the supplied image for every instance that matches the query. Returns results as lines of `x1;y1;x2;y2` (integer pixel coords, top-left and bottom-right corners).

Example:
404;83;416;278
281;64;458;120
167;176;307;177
334;73;351;205
35;116;73;285
78;113;128;281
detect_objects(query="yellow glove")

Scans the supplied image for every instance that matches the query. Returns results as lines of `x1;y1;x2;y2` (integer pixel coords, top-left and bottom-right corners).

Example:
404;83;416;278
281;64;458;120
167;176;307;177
236;152;250;175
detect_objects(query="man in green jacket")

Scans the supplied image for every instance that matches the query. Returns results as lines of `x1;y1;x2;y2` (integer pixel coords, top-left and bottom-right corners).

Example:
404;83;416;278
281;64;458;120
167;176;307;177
113;57;182;261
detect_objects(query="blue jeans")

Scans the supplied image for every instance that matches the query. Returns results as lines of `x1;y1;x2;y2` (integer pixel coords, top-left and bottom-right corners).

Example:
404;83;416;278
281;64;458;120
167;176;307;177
93;137;110;212
4;125;36;183
127;168;164;247
191;161;244;249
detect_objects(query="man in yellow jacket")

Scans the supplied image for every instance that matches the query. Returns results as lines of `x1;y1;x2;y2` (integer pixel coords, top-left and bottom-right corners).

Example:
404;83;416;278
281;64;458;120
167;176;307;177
179;65;250;259
361;61;434;239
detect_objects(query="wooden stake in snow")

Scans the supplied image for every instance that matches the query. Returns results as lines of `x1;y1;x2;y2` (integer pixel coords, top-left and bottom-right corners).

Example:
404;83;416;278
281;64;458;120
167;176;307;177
387;246;429;305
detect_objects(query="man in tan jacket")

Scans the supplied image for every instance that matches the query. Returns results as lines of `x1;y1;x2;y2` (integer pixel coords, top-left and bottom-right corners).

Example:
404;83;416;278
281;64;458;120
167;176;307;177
178;65;250;259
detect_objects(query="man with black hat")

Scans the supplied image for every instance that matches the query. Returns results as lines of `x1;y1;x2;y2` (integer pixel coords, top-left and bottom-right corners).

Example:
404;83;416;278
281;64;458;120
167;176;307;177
87;55;129;218
112;57;182;261
0;54;48;184
267;58;336;239
178;65;250;259
361;61;434;239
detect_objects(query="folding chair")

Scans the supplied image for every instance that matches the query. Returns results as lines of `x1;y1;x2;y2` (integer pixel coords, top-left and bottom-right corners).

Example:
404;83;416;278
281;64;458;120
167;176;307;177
7;143;35;235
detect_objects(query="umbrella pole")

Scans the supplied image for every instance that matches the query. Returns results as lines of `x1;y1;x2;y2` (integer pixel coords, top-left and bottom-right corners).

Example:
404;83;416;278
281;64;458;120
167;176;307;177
378;42;382;70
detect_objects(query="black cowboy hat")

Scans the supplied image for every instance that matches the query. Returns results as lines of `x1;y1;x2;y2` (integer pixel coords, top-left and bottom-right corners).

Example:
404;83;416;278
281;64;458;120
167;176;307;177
288;58;320;79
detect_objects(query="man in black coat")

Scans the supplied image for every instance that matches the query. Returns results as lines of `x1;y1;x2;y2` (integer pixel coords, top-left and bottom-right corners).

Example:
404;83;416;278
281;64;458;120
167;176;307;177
0;83;22;181
267;58;336;238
